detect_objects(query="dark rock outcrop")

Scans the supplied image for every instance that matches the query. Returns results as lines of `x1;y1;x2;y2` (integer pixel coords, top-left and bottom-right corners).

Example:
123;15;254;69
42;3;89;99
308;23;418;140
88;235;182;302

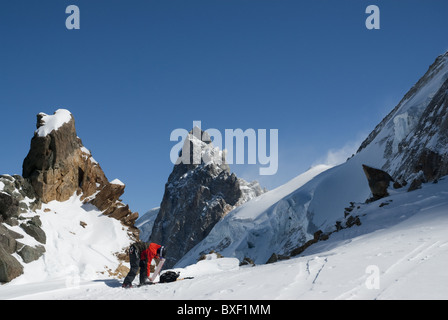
414;149;444;182
0;246;23;283
0;193;19;223
17;245;46;264
0;175;44;283
362;165;394;201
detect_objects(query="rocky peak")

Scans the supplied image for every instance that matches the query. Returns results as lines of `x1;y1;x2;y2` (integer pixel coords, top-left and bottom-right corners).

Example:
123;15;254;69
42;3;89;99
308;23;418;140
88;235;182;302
149;128;264;268
171;126;229;178
22;109;138;229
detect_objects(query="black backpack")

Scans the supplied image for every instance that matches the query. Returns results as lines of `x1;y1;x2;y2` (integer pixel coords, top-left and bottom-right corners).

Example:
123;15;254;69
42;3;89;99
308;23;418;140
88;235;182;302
159;271;180;283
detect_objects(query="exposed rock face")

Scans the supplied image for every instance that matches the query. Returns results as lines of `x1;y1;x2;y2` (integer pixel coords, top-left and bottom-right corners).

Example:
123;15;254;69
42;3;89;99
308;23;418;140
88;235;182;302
23;110;106;203
362;165;394;201
22;110;139;230
0;246;23;283
150;128;264;268
0;175;44;283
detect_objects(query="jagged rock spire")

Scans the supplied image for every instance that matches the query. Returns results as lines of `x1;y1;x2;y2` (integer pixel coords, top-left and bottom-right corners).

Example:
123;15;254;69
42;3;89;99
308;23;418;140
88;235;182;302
22;109;139;229
150;127;264;268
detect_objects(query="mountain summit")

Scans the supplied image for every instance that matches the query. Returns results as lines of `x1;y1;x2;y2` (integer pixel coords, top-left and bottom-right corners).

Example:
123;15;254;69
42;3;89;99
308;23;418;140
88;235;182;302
22;109;139;230
149;127;264;268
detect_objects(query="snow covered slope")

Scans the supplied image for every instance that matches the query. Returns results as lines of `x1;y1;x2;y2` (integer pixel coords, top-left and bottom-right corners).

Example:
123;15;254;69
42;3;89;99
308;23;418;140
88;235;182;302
2;195;133;287
176;144;386;266
176;164;333;266
1;178;447;299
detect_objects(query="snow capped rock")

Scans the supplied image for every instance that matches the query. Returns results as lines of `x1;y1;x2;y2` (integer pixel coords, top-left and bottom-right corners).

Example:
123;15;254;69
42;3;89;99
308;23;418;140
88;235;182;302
110;179;125;186
22;109;139;230
149;128;264;268
35;109;73;137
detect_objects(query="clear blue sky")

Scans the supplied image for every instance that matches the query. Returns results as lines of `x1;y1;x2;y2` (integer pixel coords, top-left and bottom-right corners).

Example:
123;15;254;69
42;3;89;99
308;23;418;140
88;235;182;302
1;1;447;215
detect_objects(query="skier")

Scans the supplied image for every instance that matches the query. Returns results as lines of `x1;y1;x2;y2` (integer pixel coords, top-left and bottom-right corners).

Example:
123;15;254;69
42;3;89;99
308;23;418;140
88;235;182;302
122;242;166;288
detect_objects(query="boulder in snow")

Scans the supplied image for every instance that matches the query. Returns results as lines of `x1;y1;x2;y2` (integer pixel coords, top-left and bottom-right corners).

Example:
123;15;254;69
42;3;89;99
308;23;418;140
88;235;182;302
362;165;394;201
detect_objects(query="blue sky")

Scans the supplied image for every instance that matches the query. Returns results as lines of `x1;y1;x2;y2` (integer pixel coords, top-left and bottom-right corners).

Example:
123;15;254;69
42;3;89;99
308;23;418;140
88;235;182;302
1;1;447;215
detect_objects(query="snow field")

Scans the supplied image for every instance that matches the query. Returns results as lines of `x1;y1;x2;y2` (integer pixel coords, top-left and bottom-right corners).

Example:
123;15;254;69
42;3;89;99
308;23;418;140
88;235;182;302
5;195;133;286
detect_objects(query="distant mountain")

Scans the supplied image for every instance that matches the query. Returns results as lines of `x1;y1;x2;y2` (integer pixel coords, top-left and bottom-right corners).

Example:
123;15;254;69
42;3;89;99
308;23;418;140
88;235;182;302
177;51;448;267
149;127;265;268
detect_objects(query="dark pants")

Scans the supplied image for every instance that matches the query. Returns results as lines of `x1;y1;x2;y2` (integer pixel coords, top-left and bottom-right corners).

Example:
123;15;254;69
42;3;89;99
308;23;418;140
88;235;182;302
123;245;149;286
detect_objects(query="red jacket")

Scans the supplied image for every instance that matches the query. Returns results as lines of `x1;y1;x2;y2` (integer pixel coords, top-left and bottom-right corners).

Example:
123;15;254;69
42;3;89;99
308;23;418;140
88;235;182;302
140;243;161;277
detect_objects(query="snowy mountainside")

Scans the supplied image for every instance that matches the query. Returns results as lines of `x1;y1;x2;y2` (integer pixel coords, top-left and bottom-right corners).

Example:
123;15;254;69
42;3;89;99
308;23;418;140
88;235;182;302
357;52;448;182
1;178;447;299
177;51;448;266
176;164;333;266
177;145;385;266
358;52;448;154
